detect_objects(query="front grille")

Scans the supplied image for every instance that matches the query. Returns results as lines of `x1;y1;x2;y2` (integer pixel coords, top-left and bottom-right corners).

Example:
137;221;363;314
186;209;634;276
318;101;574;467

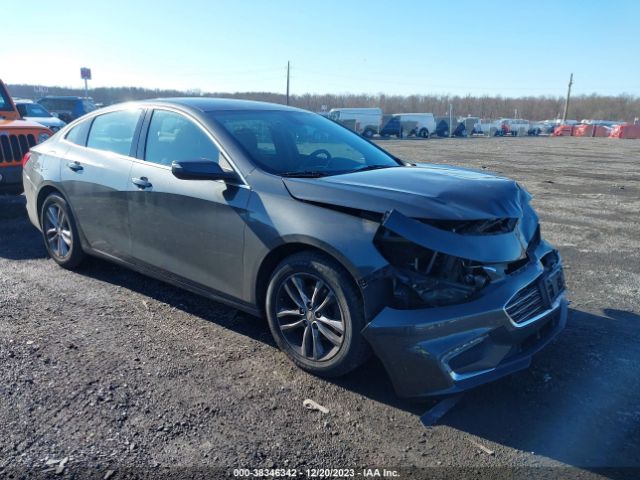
0;134;36;164
506;268;565;325
505;281;547;324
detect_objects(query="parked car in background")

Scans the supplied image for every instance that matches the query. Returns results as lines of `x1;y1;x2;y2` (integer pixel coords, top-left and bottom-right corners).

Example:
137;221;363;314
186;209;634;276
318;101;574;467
435;117;467;137
584;119;625;128
0;79;53;194
458;116;479;136
528;121;545;136
495;119;530;136
328;108;382;138
23;97;567;398
36;96;97;123
379;115;404;138
15;100;66;132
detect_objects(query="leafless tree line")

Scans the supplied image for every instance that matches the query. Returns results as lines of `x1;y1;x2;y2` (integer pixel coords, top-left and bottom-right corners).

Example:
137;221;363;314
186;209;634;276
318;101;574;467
8;84;639;121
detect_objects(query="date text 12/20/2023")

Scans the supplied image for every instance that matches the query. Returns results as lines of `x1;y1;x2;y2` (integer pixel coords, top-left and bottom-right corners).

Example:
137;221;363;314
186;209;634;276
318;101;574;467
233;468;401;478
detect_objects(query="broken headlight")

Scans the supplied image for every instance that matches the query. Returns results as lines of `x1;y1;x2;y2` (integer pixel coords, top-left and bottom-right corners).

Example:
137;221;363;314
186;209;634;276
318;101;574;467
374;228;491;309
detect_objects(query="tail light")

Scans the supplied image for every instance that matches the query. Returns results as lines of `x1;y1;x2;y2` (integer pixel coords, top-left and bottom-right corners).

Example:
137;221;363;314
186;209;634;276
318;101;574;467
22;152;31;166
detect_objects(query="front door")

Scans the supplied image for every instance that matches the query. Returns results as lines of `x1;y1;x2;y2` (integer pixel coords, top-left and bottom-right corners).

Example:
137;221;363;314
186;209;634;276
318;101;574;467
127;109;250;299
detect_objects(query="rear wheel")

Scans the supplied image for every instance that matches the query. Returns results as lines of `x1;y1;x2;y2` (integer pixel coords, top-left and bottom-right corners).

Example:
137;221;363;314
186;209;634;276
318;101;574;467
265;252;369;377
419;128;429;138
41;193;85;269
363;128;374;138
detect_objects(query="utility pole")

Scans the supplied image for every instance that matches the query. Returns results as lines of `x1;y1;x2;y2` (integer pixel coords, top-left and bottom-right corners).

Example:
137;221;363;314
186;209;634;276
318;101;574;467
286;61;290;106
562;73;573;123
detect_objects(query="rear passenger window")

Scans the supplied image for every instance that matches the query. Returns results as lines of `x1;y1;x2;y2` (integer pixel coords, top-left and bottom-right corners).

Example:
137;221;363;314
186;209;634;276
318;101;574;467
65;119;92;146
87;109;141;156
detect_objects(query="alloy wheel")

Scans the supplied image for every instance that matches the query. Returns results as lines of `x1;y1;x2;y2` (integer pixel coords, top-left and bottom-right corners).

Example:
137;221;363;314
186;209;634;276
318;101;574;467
43;203;72;259
275;273;345;362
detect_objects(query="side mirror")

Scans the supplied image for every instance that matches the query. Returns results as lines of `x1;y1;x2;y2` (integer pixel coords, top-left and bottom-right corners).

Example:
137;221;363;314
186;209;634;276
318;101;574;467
171;159;239;182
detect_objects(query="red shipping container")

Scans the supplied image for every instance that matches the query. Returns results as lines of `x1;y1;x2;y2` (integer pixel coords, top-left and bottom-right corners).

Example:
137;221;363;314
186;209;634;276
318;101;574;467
593;125;611;137
553;125;574;136
573;124;593;136
610;124;640;139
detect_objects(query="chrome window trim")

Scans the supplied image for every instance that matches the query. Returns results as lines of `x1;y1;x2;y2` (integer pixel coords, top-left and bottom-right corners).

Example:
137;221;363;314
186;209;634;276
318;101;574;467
56;104;249;188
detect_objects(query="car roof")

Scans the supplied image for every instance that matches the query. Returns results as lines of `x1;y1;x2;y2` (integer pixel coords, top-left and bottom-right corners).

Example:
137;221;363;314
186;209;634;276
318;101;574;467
144;97;302;113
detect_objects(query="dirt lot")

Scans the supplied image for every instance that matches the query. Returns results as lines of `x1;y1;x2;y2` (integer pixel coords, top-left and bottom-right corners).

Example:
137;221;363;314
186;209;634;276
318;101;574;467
1;137;639;479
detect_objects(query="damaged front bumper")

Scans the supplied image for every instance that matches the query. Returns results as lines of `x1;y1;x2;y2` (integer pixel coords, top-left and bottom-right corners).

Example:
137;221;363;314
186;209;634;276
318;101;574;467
362;210;567;399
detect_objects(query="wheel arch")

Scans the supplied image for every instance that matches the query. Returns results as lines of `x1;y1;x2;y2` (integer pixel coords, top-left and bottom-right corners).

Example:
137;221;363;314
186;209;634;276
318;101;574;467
254;241;363;316
36;183;90;251
36;184;66;227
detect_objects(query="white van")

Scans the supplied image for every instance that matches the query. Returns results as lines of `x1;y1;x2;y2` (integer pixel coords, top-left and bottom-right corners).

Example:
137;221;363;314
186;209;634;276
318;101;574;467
474;119;496;136
328;108;382;138
392;113;436;138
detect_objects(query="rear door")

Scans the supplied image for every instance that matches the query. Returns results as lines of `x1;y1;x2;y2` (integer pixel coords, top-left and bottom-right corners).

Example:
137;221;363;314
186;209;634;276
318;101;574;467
127;108;251;299
60;108;144;258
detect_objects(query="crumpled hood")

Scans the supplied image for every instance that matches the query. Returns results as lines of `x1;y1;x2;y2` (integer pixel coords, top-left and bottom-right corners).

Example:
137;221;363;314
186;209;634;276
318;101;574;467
282;164;530;220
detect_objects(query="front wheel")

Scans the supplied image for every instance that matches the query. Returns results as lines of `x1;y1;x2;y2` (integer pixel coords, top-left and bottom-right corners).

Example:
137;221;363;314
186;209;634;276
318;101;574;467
41;193;85;269
265;252;370;377
363;128;374;138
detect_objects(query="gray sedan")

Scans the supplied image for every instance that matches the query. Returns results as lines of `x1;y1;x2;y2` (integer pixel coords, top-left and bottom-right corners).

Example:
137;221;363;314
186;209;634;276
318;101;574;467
22;98;567;398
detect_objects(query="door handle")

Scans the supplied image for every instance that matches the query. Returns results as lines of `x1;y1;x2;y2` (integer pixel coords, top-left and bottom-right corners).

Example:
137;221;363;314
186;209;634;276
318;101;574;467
67;161;83;172
132;177;152;189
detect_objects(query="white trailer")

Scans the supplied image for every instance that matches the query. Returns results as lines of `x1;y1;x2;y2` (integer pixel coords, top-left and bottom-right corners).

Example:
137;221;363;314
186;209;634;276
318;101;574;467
328;108;382;138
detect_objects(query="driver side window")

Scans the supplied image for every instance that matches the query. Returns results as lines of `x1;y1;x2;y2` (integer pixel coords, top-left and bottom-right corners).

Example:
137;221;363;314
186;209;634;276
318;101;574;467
145;110;229;168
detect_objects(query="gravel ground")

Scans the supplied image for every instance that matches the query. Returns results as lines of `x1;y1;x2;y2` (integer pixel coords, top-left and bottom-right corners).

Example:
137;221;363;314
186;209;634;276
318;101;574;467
1;136;638;479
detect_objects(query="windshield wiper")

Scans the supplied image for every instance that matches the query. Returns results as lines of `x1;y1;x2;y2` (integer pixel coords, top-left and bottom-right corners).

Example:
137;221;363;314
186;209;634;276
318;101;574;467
280;170;329;178
346;164;396;174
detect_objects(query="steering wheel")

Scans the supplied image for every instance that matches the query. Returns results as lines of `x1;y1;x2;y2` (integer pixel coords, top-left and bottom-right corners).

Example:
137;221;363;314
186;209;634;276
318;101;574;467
308;149;332;161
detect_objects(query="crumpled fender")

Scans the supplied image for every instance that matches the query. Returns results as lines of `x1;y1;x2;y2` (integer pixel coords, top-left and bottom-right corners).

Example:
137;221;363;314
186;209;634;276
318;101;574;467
381;208;537;263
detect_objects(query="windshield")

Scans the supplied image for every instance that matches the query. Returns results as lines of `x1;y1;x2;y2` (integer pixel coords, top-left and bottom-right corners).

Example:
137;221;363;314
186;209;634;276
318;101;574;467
20;103;52;118
208;110;399;176
0;88;12;112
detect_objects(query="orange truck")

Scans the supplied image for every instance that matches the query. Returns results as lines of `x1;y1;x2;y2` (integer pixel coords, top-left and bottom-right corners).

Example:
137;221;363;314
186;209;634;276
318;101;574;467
0;79;53;194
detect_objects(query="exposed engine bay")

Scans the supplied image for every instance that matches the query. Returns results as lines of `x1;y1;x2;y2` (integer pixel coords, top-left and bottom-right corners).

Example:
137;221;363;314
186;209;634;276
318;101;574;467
374;212;538;309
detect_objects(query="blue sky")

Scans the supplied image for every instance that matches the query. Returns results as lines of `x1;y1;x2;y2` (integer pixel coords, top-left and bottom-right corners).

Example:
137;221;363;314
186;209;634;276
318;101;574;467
4;0;639;97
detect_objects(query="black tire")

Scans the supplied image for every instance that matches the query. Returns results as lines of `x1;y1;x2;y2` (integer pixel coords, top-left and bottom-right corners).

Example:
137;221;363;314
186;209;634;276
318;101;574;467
419;128;429;138
40;193;85;269
265;251;370;377
363;128;374;138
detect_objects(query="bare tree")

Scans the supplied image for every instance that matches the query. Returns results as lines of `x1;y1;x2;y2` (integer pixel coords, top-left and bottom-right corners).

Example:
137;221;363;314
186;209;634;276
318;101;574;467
7;84;638;122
